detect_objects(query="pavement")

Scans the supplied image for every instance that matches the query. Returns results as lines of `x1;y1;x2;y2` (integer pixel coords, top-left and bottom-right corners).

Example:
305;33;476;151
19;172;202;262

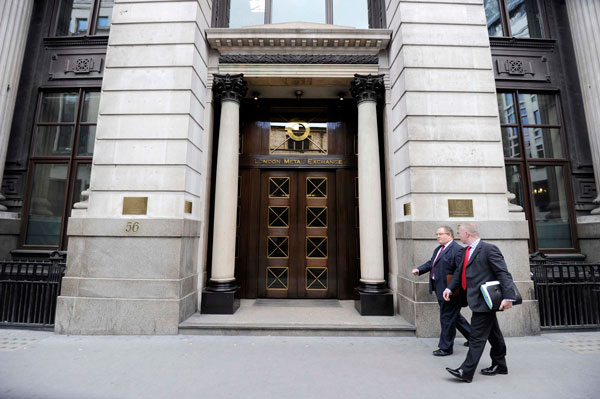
1;328;599;399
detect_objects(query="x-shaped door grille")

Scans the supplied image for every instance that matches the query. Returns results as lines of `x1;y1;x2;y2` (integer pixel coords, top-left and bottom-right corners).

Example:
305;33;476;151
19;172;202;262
307;177;326;198
306;236;327;258
306;267;328;290
268;236;289;258
269;177;290;197
269;206;289;227
307;207;327;228
267;267;289;290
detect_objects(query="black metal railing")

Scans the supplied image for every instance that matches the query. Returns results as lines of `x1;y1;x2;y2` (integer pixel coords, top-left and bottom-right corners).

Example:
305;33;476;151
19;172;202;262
0;252;66;328
530;254;600;329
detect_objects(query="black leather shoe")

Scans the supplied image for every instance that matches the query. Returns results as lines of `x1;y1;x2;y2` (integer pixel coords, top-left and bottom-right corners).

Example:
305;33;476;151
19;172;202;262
433;348;453;356
446;367;472;383
464;341;469;347
480;365;508;375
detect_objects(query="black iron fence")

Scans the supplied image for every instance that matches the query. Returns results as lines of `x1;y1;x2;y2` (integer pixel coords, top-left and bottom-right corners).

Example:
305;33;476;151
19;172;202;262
0;252;66;328
530;254;600;329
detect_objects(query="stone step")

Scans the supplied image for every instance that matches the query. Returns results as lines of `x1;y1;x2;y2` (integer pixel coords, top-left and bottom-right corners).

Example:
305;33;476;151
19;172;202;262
178;299;416;337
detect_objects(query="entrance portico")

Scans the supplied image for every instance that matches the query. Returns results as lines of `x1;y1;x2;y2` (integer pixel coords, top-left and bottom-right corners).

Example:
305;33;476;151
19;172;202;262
201;71;394;316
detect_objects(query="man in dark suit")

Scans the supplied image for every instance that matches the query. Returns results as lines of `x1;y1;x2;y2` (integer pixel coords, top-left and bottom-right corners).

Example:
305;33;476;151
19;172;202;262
443;222;516;383
412;226;471;356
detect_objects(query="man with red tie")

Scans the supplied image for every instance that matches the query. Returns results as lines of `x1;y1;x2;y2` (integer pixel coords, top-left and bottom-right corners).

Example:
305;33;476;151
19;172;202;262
412;226;470;356
443;222;516;383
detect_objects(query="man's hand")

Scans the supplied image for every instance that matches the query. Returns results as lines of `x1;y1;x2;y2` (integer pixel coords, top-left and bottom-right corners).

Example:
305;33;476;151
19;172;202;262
443;289;452;301
499;300;513;310
411;268;419;276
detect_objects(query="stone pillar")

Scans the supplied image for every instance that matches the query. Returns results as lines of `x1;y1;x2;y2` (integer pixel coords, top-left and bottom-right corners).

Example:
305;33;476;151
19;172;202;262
0;0;33;212
384;0;538;336
201;73;247;314
0;0;33;258
350;74;393;316
566;0;600;261
54;0;212;335
566;0;600;214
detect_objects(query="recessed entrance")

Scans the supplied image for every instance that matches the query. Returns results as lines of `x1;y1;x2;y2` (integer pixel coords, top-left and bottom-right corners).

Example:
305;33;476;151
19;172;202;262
233;100;360;299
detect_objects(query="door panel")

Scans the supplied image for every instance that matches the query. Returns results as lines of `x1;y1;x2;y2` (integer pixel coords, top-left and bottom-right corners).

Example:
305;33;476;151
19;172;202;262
257;170;336;298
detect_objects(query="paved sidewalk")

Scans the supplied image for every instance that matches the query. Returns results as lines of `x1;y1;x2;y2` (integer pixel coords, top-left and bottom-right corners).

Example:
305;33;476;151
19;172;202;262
1;329;599;399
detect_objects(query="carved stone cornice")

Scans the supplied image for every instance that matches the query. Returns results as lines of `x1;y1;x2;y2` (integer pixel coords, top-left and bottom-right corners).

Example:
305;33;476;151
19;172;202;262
219;54;378;65
212;73;248;103
206;23;392;55
350;74;385;103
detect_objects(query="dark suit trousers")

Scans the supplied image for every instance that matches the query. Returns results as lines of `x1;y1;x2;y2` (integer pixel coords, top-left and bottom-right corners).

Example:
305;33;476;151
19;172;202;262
434;280;471;351
459;311;507;378
437;298;471;351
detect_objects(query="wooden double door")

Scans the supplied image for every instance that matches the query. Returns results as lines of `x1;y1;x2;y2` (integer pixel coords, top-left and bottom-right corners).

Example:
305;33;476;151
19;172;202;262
259;170;335;298
236;168;359;299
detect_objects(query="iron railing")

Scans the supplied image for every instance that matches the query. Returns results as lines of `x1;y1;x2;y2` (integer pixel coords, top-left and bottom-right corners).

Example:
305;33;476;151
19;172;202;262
0;252;66;328
530;254;600;329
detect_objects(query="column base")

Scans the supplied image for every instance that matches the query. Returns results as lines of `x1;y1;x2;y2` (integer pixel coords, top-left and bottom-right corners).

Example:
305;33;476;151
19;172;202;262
201;280;240;315
354;281;394;316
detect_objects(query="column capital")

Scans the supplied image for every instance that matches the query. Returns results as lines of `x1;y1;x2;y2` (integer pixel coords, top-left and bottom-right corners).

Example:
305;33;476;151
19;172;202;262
350;74;385;103
213;73;248;103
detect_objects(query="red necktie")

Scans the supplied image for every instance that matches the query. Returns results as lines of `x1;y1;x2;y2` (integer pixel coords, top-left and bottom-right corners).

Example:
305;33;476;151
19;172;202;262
461;246;471;290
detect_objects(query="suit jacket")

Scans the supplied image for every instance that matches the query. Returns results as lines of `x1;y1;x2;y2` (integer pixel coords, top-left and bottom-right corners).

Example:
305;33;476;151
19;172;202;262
417;240;462;301
448;240;516;313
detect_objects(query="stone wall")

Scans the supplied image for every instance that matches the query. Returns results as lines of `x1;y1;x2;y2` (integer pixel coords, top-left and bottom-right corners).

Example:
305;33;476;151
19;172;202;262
383;0;539;336
55;0;214;335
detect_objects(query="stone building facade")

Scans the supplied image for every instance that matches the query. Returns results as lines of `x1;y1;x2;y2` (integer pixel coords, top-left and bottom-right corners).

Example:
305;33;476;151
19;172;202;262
0;0;598;336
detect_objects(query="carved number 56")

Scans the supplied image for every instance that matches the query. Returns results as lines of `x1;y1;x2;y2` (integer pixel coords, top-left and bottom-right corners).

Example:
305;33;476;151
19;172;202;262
125;222;140;233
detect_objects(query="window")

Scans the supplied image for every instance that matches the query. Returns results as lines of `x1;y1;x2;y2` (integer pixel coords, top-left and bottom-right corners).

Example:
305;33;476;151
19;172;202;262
55;0;114;36
229;0;369;28
498;92;576;251
22;90;99;248
484;0;544;38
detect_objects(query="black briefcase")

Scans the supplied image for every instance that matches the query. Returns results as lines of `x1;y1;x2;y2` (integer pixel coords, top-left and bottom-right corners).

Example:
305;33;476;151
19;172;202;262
480;281;523;310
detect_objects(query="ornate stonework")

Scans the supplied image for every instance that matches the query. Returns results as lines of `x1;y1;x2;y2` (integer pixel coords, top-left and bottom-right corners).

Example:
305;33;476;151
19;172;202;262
219;54;378;64
213;73;248;103
350;74;385;103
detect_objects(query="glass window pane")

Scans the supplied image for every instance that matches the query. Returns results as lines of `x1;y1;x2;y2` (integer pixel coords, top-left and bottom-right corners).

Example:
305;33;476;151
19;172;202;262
230;0;266;27
272;0;326;24
95;0;114;35
270;120;328;155
25;164;68;246
518;93;558;125
34;126;74;156
523;127;563;158
81;92;100;122
505;165;525;209
71;164;92;206
497;93;516;124
530;165;573;248
77;125;96;156
39;92;78;123
501;127;521;158
508;0;543;38
55;0;92;36
333;0;368;28
484;0;503;37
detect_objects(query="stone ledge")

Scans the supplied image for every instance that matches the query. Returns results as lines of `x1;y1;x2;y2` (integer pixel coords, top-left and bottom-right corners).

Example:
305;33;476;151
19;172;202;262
61;276;196;300
0;217;20;234
206;23;391;55
395;220;529;240
67;217;201;237
55;296;182;335
577;215;600;238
